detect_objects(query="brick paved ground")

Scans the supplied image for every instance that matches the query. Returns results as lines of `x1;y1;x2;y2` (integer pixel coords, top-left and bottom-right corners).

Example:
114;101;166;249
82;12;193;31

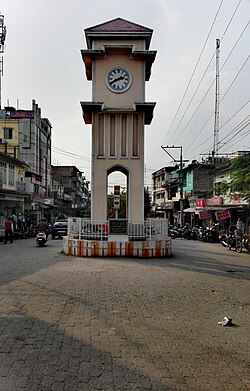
0;239;249;390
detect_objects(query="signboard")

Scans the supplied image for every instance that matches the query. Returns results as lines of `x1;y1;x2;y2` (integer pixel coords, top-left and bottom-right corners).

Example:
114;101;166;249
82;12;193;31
19;119;31;148
212;196;222;205
8;110;34;119
215;209;231;221
114;195;120;209
109;219;128;235
0;109;6;119
161;201;173;209
114;185;120;210
199;210;211;219
230;196;241;205
196;198;205;208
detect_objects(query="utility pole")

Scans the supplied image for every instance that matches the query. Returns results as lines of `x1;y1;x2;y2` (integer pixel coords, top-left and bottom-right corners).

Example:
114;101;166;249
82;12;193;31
161;145;188;227
212;38;220;162
0;14;7;109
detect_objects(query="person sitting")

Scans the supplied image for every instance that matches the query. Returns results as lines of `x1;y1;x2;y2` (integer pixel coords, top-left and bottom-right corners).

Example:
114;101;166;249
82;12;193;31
227;221;237;236
37;217;49;239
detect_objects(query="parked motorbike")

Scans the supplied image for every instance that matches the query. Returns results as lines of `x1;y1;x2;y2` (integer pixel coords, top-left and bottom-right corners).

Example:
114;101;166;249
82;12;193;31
169;225;183;239
190;226;199;240
182;224;192;240
219;232;229;247
242;234;250;252
197;226;207;241
36;231;47;247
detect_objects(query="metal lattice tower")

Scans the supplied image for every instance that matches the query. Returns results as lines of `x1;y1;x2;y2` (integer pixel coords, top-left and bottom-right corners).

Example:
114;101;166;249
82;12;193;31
0;14;7;109
213;38;220;157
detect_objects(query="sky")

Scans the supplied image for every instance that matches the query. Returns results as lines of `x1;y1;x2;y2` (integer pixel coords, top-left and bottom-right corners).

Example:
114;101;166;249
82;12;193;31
0;0;249;191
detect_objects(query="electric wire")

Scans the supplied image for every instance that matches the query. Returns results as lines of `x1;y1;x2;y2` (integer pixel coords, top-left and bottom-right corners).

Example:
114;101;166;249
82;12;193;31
172;0;245;145
147;0;246;169
180;18;250;152
163;0;224;144
184;50;250;156
189;112;250;155
146;0;225;167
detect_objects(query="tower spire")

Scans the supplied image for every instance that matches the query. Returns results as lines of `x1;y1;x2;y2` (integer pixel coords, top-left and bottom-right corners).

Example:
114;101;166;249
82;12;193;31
0;13;7;109
212;38;220;160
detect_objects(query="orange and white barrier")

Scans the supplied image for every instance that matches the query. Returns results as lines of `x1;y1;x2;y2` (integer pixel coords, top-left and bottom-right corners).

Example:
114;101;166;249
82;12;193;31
63;237;172;258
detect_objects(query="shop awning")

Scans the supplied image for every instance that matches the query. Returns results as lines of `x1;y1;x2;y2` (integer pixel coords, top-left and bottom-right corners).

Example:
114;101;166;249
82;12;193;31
183;207;196;213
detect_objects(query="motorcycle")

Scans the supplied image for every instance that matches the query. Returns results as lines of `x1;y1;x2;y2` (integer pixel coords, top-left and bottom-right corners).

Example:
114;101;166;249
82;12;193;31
242;234;250;252
36;231;47;247
222;230;242;253
169;225;183;239
182;224;192;240
219;232;229;247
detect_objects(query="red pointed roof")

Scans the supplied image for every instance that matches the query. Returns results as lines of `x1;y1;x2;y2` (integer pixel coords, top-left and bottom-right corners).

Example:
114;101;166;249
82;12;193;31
85;17;153;33
84;17;153;49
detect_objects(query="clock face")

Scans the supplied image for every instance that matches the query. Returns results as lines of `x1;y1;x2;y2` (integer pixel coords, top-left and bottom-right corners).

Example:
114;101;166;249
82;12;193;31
106;66;132;93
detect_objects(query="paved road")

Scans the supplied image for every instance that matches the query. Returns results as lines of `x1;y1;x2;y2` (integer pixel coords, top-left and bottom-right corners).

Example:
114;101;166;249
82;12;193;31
0;237;249;390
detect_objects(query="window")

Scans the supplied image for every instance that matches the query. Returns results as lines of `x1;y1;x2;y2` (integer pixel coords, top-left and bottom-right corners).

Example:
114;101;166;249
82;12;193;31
98;114;105;157
4;128;13;139
121;114;127;157
0;162;7;185
109;114;116;157
132;114;139;157
8;164;15;187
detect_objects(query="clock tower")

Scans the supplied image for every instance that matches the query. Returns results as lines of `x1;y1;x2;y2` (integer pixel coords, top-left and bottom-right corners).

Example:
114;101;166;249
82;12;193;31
81;18;156;221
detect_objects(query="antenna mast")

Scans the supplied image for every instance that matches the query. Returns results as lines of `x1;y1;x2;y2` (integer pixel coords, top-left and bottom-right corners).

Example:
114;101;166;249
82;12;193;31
0;14;7;109
212;38;220;159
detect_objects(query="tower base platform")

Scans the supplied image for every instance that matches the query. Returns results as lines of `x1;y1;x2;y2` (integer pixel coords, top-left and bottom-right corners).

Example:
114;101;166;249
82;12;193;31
63;237;172;258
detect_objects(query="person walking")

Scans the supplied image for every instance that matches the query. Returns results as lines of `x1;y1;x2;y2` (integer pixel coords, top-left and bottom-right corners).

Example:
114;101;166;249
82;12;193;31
3;216;14;244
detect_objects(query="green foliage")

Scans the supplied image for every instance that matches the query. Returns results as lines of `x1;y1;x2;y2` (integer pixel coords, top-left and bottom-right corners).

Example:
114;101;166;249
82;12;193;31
213;182;230;195
107;188;152;219
229;154;250;203
107;192;127;218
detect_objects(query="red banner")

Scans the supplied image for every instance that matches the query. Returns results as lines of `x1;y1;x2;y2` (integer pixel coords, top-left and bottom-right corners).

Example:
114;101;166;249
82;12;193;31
199;210;211;219
215;210;231;221
196;198;205;208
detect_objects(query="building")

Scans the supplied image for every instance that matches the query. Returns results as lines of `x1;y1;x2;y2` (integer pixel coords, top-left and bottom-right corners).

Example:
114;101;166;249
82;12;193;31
152;152;249;228
0;100;54;223
51;165;88;216
0;151;28;229
151;166;179;220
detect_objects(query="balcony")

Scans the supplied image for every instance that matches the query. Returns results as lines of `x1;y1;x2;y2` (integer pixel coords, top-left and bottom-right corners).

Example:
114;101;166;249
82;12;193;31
16;181;26;192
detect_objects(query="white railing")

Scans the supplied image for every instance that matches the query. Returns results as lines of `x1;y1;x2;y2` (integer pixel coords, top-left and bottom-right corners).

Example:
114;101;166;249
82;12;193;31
68;218;168;240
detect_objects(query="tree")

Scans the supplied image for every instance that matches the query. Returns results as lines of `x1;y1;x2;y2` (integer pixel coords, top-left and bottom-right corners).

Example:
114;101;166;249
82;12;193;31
107;192;127;218
144;187;152;218
229;154;250;203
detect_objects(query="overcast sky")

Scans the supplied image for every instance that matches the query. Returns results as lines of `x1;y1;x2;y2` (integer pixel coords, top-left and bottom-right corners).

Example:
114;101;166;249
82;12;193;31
1;0;249;190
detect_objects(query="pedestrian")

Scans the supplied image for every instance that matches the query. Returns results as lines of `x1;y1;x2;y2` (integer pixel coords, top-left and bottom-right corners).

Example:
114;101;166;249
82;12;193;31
25;214;32;235
3;216;14;244
236;218;245;234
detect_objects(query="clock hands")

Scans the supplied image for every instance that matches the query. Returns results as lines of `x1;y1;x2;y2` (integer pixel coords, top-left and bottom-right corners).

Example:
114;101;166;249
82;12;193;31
106;67;131;92
110;75;127;85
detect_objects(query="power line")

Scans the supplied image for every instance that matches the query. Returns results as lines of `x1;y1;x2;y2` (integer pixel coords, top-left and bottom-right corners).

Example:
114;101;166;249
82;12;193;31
147;1;246;168
146;1;225;167
163;0;224;144
167;0;242;145
175;19;249;151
